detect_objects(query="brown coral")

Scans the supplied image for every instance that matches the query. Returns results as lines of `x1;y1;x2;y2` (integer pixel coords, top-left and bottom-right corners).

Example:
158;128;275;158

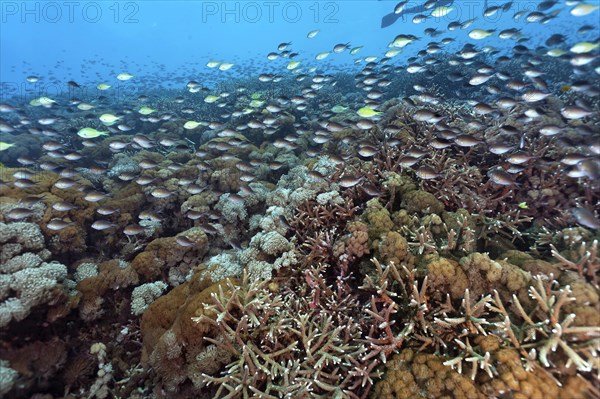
379;231;410;265
371;348;485;399
347;221;370;258
141;274;234;394
365;198;394;240
402;190;444;215
131;227;208;281
76;259;139;321
427;256;469;300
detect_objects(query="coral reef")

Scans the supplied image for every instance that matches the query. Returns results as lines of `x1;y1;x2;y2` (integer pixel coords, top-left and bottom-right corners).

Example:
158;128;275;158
0;222;70;327
130;227;208;281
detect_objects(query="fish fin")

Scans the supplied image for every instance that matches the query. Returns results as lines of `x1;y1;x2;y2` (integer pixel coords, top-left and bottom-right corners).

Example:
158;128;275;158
381;12;399;28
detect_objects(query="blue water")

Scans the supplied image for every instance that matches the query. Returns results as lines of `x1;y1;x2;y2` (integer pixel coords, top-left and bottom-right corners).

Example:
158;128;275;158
2;0;598;100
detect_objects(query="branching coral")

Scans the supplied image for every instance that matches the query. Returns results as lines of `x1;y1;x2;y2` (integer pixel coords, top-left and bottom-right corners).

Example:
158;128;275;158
193;270;381;398
488;275;600;378
551;239;599;288
361;257;600;393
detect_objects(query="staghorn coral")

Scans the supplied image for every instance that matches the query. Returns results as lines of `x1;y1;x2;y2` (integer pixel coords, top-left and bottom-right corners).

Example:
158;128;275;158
363;256;600;393
489;275;600;379
551;239;599;288
194;269;381;399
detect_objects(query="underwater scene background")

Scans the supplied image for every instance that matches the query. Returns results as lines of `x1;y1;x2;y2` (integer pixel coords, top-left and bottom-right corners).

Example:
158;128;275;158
0;0;599;398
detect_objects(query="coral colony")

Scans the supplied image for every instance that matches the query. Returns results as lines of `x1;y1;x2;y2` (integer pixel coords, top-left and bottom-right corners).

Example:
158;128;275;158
1;2;600;399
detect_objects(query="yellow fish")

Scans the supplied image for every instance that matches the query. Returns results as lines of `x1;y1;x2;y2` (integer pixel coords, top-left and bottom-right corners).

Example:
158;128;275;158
570;3;599;16
77;128;108;139
0;142;15;151
390;35;417;48
570;42;599;54
97;83;111;90
307;29;319;39
204;95;219;103
357;107;382;118
99;113;120;124
138;106;156;115
184;121;201;129
77;103;95;110
30;96;56;107
350;46;363;55
287;61;301;70
469;29;495;39
315;52;330;60
116;73;134;81
547;48;567;57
